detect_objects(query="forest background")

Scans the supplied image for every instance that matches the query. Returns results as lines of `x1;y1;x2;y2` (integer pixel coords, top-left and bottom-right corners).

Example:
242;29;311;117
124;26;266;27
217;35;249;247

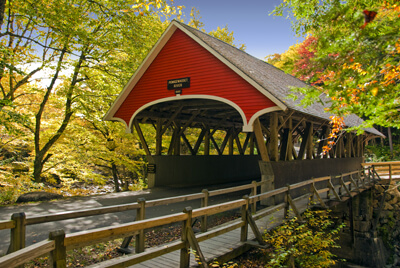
0;0;399;205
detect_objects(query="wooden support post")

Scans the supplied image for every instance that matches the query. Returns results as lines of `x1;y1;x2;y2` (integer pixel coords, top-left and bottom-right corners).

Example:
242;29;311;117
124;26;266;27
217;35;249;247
180;207;191;268
204;127;210;156
279;128;290;161
49;229;66;268
156;119;162;155
174;121;181;156
298;122;311;160
310;182;326;208
133;120;152;157
306;122;314;159
286;185;303;220
181;133;195;155
167;127;177;155
287;118;294;161
235;132;244;155
349;174;360;193
7;212;26;257
229;129;234;155
240;196;249;242
250;181;258;213
345;132;353;158
249;133;255;155
269;113;279;161
135;198;146;253
242;132;251;154
259;161;275;206
201;189;209;232
340;175;352;197
328;178;341;201
220;129;232;154
246;210;266;245
193;128;206;155
253;118;270;162
210;136;222;155
183;207;208;268
284;187;290;219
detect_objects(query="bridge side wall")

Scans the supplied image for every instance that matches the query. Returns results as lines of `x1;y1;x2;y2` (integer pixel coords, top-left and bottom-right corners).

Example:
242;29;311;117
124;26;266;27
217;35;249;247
271;157;364;188
147;156;364;188
148;155;261;187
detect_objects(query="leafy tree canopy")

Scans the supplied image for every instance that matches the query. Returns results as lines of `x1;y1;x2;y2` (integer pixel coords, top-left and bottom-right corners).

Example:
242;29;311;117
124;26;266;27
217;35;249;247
272;0;400;130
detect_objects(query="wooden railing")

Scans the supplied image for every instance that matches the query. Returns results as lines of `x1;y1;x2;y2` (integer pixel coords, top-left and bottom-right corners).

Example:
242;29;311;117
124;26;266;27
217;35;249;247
362;161;400;180
0;166;381;268
0;180;262;266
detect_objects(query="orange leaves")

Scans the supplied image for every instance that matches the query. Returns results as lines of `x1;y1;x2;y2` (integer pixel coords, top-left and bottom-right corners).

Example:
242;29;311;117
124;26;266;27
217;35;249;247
380;52;400;87
321;116;345;155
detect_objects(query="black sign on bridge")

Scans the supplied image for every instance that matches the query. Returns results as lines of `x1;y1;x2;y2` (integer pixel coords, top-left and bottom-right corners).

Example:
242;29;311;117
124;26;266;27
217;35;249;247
167;77;190;93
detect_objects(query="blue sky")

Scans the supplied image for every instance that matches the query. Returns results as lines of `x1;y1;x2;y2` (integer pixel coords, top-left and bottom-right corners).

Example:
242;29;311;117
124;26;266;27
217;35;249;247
174;0;302;59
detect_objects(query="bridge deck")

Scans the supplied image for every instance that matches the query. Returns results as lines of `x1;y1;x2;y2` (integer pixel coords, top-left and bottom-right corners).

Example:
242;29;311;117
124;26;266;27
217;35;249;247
132;196;311;267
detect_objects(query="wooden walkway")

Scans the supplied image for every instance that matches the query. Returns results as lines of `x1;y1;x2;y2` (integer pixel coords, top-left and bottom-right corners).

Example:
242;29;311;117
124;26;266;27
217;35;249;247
132;196;311;267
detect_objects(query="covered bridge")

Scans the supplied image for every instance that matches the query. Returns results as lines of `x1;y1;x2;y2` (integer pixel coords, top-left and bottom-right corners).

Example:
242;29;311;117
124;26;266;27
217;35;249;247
104;20;382;189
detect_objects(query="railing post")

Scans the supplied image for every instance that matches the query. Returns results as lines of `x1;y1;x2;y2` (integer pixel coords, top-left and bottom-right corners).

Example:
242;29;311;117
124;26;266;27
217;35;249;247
181;207;192;268
49;229;66;268
284;185;290;218
136;198;146;253
240;195;250;242
336;175;342;196
250;180;258;213
201;189;209;232
389;164;393;181
7;212;26;257
372;166;376;181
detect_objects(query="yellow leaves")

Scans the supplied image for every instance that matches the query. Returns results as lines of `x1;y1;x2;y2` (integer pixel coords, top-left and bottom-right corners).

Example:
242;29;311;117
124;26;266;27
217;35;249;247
343;62;367;75
371;87;379;96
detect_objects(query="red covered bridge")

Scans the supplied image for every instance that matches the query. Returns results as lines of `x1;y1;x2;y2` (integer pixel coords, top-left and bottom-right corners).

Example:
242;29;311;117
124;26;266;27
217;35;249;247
104;20;382;189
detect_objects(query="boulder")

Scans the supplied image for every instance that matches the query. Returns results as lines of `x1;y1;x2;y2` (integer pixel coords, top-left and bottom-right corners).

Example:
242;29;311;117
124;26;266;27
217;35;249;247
16;191;63;203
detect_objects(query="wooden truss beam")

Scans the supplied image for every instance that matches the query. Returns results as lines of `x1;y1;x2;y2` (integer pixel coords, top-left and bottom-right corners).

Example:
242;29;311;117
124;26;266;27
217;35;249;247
133;120;151;157
253;118;270;162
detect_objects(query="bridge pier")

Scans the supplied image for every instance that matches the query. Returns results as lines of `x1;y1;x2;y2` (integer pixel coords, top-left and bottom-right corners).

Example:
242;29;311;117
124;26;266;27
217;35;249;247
331;190;388;267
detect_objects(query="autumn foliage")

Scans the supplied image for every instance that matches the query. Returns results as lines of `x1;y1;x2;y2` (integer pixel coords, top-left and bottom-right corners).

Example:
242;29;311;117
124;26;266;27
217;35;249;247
271;0;400;130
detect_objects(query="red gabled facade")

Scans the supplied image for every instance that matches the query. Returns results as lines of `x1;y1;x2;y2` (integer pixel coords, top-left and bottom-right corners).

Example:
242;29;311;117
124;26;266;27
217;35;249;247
111;28;279;130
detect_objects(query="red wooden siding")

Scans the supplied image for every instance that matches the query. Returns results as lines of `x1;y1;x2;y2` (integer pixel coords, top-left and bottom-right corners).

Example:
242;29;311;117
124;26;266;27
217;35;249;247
114;29;276;126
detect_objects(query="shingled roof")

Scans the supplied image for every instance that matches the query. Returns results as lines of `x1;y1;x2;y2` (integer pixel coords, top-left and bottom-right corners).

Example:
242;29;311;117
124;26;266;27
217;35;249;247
174;20;382;137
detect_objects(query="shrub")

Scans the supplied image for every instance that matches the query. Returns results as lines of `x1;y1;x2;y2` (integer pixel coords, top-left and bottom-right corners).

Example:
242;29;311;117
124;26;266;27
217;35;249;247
263;209;345;268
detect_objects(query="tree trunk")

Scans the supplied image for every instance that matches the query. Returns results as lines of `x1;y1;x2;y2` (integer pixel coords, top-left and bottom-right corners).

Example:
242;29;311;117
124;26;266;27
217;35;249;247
388;127;393;158
0;0;6;29
33;157;44;183
112;162;120;192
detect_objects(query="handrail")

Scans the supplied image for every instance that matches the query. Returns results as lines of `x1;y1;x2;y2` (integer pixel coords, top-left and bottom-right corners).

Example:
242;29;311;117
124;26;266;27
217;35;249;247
0;240;55;267
362;161;400;166
0;220;15;231
24;180;258;226
26;202;142;225
64;212;188;249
